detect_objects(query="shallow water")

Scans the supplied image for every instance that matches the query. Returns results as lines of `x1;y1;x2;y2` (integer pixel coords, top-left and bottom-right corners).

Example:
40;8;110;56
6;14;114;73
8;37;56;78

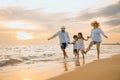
0;44;120;80
0;44;120;68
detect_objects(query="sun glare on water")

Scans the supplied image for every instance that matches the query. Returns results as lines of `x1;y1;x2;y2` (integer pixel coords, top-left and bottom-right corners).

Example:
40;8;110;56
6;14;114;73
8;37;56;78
16;31;33;40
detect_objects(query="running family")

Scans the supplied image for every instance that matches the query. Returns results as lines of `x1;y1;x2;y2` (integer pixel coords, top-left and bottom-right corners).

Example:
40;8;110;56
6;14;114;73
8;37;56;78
48;21;108;60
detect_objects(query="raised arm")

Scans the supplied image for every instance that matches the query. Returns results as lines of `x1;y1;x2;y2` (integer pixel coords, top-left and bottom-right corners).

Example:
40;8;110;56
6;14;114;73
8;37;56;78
48;32;59;40
83;37;89;41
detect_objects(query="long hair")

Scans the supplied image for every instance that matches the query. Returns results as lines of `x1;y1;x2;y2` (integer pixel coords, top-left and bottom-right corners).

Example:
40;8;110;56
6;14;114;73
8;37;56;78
78;32;84;40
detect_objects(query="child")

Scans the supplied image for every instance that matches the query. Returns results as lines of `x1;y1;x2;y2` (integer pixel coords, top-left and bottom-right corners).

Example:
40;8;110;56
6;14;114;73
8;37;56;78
77;32;89;59
86;21;108;59
70;35;79;59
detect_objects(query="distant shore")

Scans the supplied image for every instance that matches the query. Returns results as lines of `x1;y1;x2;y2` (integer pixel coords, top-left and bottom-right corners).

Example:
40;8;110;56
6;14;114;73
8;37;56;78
102;42;120;45
48;54;120;80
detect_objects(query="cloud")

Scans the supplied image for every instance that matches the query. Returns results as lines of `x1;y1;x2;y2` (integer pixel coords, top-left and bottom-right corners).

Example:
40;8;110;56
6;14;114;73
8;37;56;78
98;2;120;17
76;1;120;26
0;1;120;44
0;6;74;44
104;18;120;26
108;26;120;33
0;6;70;31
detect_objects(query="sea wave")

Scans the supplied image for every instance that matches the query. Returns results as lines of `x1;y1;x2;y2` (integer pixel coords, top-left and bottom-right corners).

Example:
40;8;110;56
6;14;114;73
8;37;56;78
0;44;120;67
0;58;22;67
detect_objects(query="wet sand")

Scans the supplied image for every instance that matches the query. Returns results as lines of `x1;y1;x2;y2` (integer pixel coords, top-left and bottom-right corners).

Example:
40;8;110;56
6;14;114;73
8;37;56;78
0;59;79;80
0;54;120;80
48;54;120;80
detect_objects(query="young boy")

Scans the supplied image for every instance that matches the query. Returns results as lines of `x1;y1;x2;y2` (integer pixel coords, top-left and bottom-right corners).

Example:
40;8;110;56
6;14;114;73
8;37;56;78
70;35;79;59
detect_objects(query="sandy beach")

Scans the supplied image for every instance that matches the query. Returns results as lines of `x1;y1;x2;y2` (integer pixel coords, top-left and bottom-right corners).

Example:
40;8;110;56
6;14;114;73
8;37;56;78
0;0;120;80
0;53;119;80
48;54;120;80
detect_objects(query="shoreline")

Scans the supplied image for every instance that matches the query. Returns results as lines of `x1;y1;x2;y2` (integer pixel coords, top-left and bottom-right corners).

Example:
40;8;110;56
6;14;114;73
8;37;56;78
48;54;120;80
0;53;120;80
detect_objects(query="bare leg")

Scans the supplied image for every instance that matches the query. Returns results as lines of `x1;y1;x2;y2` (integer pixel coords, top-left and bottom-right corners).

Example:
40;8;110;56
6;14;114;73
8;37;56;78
86;42;94;54
75;59;80;66
96;43;101;60
83;58;85;65
77;49;80;59
73;52;77;58
81;50;85;60
77;53;79;59
82;49;86;54
81;50;86;64
61;49;68;59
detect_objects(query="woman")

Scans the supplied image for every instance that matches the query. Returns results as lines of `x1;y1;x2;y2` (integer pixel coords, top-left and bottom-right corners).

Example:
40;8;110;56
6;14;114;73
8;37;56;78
86;21;108;59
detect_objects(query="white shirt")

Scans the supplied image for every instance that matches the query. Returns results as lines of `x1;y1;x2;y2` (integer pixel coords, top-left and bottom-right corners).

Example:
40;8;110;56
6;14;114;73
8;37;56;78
50;31;70;46
77;39;85;50
90;28;105;42
73;40;78;49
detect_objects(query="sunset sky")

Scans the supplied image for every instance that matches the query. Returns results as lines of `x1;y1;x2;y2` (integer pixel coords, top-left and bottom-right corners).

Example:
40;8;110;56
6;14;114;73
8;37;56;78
0;0;120;44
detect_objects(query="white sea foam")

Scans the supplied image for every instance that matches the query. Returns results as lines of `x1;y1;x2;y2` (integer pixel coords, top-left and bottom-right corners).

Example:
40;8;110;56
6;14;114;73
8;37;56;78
0;44;120;71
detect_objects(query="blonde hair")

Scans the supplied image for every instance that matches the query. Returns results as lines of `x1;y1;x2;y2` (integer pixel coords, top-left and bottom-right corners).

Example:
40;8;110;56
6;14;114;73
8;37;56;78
91;21;100;28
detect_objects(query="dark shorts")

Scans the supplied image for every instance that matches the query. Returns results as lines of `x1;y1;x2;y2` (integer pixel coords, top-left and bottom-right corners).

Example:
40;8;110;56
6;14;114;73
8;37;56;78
73;49;78;53
61;43;67;49
93;41;101;44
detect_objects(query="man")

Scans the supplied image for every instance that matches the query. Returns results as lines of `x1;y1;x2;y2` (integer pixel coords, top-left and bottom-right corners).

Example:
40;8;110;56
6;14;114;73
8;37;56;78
48;26;70;59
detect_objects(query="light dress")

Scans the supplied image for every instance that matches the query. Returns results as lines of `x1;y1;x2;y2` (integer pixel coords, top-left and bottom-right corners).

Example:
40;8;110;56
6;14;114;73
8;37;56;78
77;39;85;50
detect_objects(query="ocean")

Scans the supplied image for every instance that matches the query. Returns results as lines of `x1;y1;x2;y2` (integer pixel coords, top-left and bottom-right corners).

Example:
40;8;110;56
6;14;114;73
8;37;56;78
0;44;120;80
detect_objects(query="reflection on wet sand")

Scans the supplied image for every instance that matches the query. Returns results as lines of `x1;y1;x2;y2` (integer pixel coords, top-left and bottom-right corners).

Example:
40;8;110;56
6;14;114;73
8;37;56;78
75;59;80;66
63;61;68;71
63;58;86;71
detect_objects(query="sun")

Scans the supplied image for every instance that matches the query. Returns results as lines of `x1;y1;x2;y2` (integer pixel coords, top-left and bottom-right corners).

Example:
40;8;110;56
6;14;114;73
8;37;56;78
16;31;33;40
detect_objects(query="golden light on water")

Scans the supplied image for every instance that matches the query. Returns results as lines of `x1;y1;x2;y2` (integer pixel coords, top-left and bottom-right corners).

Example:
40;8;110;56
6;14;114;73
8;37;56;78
16;31;33;40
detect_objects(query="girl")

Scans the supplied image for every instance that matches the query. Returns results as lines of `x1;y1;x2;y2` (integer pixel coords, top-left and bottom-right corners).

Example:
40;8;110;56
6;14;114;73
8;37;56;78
86;21;108;59
77;32;89;59
70;35;79;59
